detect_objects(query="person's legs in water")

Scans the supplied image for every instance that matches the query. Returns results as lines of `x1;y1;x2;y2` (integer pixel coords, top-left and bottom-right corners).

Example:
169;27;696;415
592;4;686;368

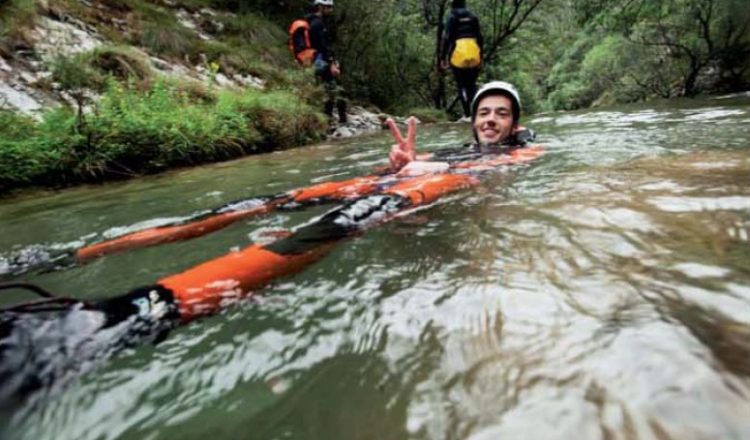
324;98;335;119
464;68;479;111
452;67;480;118
314;55;334;118
323;80;338;119
322;79;346;124
314;55;347;124
336;97;347;124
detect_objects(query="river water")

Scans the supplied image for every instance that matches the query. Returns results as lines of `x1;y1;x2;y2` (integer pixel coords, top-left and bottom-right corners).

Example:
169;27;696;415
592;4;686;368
1;96;749;439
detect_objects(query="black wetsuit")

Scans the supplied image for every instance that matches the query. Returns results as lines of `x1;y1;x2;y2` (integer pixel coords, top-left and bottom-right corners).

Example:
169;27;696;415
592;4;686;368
440;7;483;117
428;129;536;164
0;286;179;405
307;13;335;66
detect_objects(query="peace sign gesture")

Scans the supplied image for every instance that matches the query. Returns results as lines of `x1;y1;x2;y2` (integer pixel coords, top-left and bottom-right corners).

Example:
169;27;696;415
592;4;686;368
386;117;418;171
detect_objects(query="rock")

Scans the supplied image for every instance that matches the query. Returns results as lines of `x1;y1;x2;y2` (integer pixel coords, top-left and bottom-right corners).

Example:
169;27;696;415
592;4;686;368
215;73;233;87
176;9;213;41
0;83;42;113
19;72;37;83
31;17;103;62
326;105;389;139
234;74;265;90
177;10;198;30
713;91;750;100
0;14;106;115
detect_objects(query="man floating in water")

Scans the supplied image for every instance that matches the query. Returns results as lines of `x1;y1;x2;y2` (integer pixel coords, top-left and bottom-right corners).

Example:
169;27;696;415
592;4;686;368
388;81;533;176
0;81;539;405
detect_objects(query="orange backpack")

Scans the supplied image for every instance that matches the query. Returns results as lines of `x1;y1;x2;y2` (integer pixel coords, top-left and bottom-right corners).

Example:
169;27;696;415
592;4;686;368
288;19;316;66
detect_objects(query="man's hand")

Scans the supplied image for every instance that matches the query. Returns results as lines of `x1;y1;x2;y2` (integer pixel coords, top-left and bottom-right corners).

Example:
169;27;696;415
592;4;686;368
386;117;417;171
330;61;341;77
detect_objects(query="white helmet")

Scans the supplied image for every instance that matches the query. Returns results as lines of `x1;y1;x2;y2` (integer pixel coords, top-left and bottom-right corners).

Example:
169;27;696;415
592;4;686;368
314;0;334;5
471;81;522;122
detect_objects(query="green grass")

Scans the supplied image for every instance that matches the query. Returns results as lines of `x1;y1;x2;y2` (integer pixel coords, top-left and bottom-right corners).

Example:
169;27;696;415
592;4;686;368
0;0;39;52
0;81;326;193
0;111;54;187
407;106;450;123
218;89;327;147
50;46;156;98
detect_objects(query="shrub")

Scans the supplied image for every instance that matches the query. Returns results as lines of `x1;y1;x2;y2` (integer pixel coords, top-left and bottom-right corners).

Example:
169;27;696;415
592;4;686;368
139;21;196;59
89;46;154;83
0;80;328;193
0;110;63;190
0;0;37;42
407;107;449;123
77;80;258;175
217;89;326;149
52;54;106;92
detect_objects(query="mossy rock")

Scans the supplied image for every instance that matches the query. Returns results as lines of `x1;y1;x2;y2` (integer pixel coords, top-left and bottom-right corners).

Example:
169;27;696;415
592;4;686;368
89;46;153;82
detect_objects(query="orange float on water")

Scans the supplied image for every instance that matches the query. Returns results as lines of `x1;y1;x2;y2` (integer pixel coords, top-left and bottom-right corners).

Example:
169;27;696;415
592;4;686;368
0;146;543;401
75;146;543;265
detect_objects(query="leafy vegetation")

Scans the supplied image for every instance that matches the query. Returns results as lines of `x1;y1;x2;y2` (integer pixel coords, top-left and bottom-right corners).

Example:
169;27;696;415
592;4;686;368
407;106;450;123
327;0;750;114
0;81;324;193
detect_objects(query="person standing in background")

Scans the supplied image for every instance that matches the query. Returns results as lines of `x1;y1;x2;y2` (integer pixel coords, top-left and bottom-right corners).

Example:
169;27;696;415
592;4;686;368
440;0;483;120
307;0;347;124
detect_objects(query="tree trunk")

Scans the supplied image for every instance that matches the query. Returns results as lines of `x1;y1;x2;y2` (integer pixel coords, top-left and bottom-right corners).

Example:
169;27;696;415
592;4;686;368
683;57;702;96
432;2;447;108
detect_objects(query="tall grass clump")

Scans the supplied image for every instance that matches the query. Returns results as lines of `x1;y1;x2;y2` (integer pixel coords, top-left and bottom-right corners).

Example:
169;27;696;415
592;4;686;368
89;46;154;83
139;21;196;60
219;12;289;61
198;12;301;89
68;80;258;178
0;0;37;38
0;110;56;192
125;0;199;60
217;89;326;148
52;46;155;95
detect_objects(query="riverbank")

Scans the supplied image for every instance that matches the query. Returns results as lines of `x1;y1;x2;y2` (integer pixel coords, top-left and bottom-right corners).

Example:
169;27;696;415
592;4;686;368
0;1;388;195
0;82;326;193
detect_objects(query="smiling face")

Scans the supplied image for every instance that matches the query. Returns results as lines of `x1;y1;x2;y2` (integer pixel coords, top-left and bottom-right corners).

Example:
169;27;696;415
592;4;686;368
472;94;516;145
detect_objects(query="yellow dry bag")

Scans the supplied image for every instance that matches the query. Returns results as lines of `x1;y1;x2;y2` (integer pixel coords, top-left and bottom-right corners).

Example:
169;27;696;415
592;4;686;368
450;38;481;69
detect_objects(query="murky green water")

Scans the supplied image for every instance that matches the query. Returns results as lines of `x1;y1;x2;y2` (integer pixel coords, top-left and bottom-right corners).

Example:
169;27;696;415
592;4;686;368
1;96;749;439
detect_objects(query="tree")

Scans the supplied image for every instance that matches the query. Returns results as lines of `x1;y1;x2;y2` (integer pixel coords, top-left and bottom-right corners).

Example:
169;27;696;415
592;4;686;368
623;0;750;96
419;0;450;109
474;0;545;65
